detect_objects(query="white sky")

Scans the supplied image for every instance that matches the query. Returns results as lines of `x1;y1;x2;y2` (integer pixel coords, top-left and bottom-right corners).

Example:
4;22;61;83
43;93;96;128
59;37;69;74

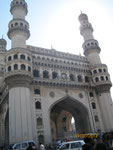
0;0;113;99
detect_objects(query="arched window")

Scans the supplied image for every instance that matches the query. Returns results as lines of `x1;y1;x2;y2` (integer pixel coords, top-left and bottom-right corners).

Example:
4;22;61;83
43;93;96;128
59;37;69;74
93;70;97;74
15;22;18;26
95;77;99;82
11;24;13;28
35;101;41;109
14;54;18;59
8;66;11;72
8;56;12;61
42;57;45;60
52;72;58;79
20;54;25;60
43;70;49;79
33;70;39;77
92;102;96;109
38;135;44;144
21;64;26;70
20;23;23;26
99;69;102;73
103;69;106;72
70;74;75;81
37;56;40;59
14;64;18;70
94;115;99;122
106;76;108;80
100;76;104;81
34;89;40;95
89;92;94;97
78;75;82;82
25;24;27;29
85;76;89;82
28;66;31;72
27;56;31;61
37;117;43;126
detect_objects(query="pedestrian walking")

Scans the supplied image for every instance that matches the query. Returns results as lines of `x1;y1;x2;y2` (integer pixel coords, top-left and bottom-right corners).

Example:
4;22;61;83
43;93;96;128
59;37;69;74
39;143;45;150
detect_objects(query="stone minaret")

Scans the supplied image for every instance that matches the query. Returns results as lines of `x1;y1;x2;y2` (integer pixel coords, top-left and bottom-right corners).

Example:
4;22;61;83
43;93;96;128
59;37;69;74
5;0;37;144
79;13;113;132
0;37;6;85
8;0;30;48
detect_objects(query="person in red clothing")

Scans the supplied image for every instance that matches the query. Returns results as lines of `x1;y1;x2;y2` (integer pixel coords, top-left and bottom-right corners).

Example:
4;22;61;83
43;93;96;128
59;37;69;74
66;139;70;142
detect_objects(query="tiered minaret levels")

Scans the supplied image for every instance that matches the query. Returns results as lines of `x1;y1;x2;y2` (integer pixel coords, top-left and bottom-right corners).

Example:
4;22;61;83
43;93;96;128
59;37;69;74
5;0;37;144
8;0;30;48
78;13;101;65
0;0;113;144
79;13;113;132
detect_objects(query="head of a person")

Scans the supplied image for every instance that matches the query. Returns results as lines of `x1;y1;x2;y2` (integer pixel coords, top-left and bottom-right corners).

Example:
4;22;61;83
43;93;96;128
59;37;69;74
39;143;42;145
84;138;91;144
82;143;92;150
95;142;107;150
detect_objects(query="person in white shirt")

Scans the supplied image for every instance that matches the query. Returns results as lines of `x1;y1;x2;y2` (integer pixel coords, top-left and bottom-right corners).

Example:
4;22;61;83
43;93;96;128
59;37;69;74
39;143;45;150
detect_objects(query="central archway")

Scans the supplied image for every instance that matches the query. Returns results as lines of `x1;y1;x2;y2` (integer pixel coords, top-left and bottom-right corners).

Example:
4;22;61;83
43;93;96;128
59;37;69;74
50;96;91;141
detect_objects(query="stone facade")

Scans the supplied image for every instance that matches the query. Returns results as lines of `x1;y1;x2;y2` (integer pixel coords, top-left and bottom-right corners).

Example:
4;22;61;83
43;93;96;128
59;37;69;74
0;0;113;146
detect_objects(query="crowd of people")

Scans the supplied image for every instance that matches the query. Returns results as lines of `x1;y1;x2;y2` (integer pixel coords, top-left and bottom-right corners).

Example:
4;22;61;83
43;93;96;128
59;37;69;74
37;132;113;150
1;132;113;150
82;132;113;150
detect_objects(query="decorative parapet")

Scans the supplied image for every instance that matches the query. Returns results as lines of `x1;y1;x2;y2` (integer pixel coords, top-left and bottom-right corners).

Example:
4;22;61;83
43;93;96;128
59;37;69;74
27;45;88;62
32;78;94;89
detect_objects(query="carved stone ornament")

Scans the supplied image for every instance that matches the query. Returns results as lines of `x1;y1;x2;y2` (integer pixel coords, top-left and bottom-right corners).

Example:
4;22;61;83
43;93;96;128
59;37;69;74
79;93;83;98
49;91;55;98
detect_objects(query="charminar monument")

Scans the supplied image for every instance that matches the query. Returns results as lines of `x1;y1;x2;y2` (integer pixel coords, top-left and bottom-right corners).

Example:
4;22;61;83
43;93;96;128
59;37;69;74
0;0;113;145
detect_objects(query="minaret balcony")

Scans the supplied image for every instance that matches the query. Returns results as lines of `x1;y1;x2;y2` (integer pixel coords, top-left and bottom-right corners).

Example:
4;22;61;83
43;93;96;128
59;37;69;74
82;39;101;55
92;75;112;92
8;19;30;39
7;25;30;40
90;63;109;77
4;70;33;88
94;81;112;93
80;23;93;34
10;0;28;15
94;80;112;86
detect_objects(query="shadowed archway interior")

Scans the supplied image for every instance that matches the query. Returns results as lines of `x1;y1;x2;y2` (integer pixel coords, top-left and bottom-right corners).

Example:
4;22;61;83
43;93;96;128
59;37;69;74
50;96;91;141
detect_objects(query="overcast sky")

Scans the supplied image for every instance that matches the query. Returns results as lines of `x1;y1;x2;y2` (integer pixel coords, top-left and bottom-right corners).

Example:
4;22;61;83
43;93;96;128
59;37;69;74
0;0;113;99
